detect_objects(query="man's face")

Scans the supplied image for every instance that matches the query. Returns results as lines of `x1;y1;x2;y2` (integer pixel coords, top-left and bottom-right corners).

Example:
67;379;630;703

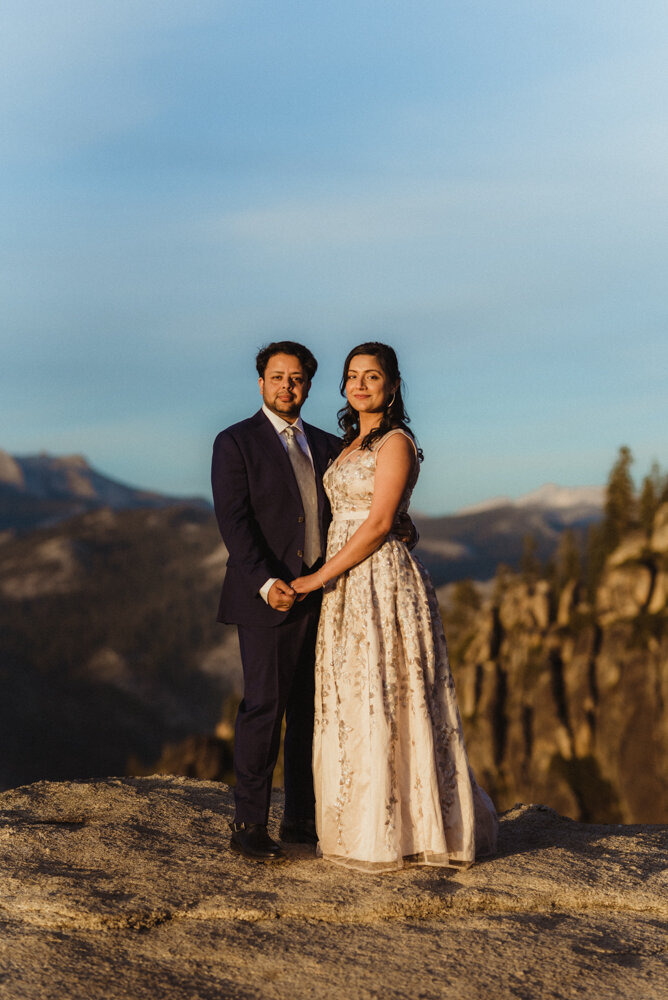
259;353;311;421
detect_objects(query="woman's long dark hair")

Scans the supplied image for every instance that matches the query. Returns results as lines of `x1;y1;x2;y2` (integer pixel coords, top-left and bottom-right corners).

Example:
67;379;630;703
337;342;423;459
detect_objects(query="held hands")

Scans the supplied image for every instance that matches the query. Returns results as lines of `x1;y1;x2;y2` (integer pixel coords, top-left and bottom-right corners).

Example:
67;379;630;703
267;579;297;612
290;573;323;598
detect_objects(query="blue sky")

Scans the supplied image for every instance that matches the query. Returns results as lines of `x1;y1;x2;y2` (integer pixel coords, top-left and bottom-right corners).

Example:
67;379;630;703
2;1;667;513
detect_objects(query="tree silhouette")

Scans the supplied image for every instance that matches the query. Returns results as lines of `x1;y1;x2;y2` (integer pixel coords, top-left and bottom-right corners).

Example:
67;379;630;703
520;533;541;583
601;445;635;554
554;528;582;590
639;461;667;537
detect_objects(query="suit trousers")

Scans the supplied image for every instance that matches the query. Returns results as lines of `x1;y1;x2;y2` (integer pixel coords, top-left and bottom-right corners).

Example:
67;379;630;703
233;587;321;826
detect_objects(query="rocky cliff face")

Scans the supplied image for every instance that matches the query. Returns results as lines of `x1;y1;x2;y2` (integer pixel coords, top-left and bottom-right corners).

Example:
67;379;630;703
449;504;668;823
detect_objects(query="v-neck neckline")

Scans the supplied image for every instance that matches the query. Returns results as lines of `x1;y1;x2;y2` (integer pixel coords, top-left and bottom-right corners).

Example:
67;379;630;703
333;443;364;469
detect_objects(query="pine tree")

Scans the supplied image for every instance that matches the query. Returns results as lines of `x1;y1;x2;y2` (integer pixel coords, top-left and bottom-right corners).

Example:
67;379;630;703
520;533;541;583
662;472;668;504
639;461;666;536
555;528;582;589
450;579;481;620
585;522;607;601
601;445;635;554
639;469;657;538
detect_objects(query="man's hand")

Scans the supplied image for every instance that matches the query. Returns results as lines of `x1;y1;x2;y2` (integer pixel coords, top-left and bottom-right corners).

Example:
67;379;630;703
392;511;419;550
267;579;296;612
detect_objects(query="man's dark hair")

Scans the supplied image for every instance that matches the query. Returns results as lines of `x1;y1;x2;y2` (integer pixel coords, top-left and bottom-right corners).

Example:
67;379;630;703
255;341;318;381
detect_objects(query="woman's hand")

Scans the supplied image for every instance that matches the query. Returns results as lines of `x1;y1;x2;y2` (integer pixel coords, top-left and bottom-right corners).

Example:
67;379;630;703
291;573;323;597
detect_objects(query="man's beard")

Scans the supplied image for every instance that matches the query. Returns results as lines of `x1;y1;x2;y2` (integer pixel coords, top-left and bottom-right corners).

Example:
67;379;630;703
267;397;300;419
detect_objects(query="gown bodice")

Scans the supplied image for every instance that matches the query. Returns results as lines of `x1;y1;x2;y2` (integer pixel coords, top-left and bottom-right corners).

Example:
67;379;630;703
324;429;418;521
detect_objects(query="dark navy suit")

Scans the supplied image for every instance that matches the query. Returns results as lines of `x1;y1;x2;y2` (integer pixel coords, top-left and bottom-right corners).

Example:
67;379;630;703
212;409;341;825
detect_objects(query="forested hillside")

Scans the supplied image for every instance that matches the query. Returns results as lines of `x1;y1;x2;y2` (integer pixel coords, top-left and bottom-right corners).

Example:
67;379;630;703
0;504;240;789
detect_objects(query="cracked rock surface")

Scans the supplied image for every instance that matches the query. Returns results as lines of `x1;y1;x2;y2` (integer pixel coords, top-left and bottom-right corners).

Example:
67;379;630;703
1;776;667;999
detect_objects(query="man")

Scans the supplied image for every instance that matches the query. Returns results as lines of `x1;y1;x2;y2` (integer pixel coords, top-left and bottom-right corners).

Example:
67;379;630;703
211;342;340;861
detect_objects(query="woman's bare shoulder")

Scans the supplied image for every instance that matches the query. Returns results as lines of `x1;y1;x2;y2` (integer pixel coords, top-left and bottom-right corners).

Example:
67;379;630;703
375;428;417;456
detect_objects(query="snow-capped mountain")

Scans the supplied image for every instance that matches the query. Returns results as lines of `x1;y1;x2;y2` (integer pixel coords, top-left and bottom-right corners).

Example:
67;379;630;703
513;483;604;509
457;483;604;517
415;483;604;584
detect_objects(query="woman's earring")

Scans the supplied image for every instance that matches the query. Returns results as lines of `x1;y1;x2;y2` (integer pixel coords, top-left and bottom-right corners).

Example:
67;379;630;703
387;392;396;409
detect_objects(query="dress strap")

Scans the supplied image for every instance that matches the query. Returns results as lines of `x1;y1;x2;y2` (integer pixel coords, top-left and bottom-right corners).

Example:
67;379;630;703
374;428;418;457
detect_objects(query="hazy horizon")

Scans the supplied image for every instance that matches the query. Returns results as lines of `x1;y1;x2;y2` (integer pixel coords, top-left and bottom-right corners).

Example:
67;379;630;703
1;443;609;518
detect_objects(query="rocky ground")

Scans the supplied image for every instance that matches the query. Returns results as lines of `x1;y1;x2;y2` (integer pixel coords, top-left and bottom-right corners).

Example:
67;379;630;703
1;777;667;999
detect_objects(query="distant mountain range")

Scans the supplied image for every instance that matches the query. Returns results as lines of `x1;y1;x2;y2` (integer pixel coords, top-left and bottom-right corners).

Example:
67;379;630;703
0;448;604;583
0;449;606;789
0;448;207;534
456;483;604;520
414;483;604;584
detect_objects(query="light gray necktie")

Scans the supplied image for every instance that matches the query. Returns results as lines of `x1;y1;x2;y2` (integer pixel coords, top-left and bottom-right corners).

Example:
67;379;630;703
283;425;321;567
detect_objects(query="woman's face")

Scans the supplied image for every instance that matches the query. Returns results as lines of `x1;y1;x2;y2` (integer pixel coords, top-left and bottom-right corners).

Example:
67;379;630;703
345;354;395;415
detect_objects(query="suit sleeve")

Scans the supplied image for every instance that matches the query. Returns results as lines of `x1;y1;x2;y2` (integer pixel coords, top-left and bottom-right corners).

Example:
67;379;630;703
211;430;280;598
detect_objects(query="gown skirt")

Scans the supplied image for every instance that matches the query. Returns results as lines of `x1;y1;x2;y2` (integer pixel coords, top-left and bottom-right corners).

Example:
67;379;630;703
313;431;498;872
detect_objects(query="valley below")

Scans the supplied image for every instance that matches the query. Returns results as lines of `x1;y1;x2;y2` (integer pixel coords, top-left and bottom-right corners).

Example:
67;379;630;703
1;448;666;824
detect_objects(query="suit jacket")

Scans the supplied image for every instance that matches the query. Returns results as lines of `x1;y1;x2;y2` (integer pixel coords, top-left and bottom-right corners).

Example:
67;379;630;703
212;409;341;627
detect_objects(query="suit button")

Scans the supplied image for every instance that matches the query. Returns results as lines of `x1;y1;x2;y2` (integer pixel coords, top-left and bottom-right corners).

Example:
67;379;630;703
297;549;303;558
297;515;305;523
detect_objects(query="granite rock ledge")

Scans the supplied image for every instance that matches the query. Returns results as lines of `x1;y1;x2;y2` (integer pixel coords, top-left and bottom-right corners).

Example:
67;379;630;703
0;776;667;999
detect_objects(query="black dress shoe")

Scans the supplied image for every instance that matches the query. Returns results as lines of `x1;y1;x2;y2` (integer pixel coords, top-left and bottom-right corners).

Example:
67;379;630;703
229;822;285;861
279;818;318;845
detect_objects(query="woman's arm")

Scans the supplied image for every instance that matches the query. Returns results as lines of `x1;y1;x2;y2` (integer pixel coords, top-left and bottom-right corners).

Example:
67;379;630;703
291;432;414;595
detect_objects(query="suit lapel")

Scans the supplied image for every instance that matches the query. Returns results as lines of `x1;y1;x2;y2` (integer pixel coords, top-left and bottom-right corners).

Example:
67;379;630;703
252;410;303;506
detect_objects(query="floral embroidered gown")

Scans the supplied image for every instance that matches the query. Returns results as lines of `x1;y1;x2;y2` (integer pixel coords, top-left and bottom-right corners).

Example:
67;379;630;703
313;429;498;872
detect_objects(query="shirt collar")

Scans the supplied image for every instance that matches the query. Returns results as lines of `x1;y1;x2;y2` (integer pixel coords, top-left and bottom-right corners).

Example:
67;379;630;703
262;403;306;437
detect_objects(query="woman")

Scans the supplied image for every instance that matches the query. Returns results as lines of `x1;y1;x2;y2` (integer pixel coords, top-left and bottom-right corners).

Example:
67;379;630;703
291;343;497;871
